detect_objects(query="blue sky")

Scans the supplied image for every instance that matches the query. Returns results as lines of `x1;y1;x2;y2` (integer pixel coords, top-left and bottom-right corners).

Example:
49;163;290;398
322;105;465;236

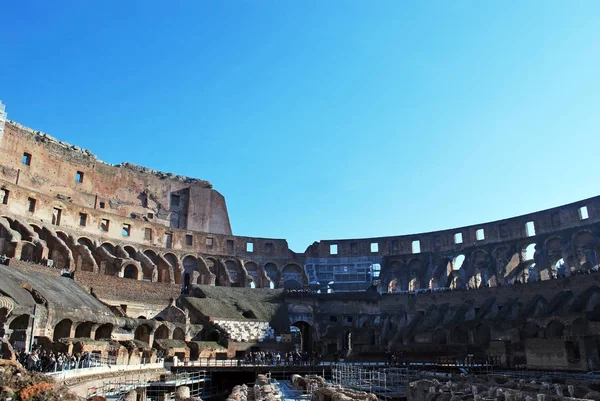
1;1;599;252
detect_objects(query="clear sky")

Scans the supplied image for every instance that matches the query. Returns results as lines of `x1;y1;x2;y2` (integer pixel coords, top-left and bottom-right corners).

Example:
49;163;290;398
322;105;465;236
1;1;599;252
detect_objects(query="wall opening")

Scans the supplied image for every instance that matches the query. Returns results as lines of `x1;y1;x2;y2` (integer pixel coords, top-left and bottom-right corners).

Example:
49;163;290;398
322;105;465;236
0;189;8;205
122;224;131;237
52;208;62;226
476;229;485;241
246;242;254;252
75;171;84;183
124;265;138;279
186;234;193;246
100;218;109;232
22;152;32;166
206;237;213;248
370;242;379;253
453;254;465;270
99;201;105;209
79;213;87;226
579;206;589;220
27;197;36;213
226;240;234;253
454;233;463;244
165;233;172;249
411;240;420;254
330;244;338;255
144;228;153;241
526;221;536;237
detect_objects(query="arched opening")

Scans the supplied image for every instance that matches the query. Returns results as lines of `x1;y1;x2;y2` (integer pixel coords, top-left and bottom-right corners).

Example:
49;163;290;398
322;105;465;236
53;319;73;341
282;264;304;289
225;260;240;287
173;327;186;341
388;278;399;293
546;320;565;338
124;246;137;259
164;253;180;284
75;321;93;338
78;237;95;250
154;325;169;341
555;258;566;278
9;315;30;349
182;255;198;293
95;324;113;340
56;231;69;243
101;243;116;256
268;279;275;289
524;243;536;262
244;262;260;288
291;321;313;352
453;255;465;270
408;277;419;292
123;264;138;279
264;263;278;289
134;324;152;345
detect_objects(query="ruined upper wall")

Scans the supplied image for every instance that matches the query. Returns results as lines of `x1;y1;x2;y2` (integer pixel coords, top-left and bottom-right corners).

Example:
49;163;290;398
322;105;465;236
0;120;232;235
306;195;600;258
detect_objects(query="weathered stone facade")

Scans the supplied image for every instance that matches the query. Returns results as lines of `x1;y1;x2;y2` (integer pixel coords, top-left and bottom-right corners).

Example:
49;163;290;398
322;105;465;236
1;100;599;372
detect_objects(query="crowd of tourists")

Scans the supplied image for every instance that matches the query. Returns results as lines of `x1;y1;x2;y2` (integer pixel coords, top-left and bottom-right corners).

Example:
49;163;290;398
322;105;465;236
15;348;98;373
241;350;320;366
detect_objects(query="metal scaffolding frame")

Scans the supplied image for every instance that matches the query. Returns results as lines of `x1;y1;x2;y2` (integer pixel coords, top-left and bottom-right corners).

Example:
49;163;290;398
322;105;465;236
331;364;408;400
87;370;208;401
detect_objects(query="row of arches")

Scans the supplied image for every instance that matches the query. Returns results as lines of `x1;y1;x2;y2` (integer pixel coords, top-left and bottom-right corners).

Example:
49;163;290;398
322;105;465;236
383;230;600;293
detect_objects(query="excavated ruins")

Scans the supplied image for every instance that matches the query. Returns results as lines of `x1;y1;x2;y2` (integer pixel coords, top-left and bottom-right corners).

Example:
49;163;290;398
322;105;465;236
1;99;600;399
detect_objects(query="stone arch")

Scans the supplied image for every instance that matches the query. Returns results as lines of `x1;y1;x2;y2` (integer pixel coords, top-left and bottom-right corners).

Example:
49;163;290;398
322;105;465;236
144;249;158;264
282;263;305;290
95;324;113;340
74;321;93;338
244;261;261;288
182;255;200;291
154;324;170;341
224;259;242;286
173;327;186;341
385;261;404;291
101;242;116;256
407;258;423;291
53;319;73;341
135;324;153;345
572;231;598;271
9;314;30;348
55;231;69;243
123;264;140;280
123;245;137;259
263;262;279;288
292;321;313;352
77;237;94;249
162;252;180;284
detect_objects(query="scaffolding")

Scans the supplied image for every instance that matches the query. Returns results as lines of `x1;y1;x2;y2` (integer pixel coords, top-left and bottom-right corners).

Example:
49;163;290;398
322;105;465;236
87;370;208;401
331;365;408;400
